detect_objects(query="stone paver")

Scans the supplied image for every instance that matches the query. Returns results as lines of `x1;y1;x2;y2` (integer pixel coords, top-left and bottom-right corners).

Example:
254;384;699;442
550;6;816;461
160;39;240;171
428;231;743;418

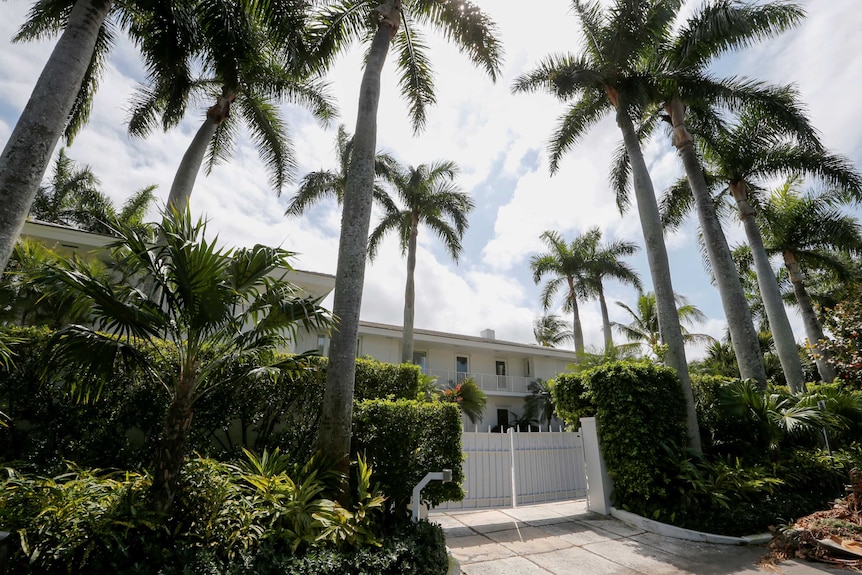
430;501;850;575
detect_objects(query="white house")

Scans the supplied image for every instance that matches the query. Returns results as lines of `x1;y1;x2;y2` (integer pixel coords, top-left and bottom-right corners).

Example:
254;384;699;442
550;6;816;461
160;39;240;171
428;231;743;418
296;321;575;431
20;220;576;430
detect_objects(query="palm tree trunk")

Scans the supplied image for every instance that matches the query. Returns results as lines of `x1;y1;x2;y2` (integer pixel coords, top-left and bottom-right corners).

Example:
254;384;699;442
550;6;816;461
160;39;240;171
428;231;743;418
614;98;701;452
0;0;113;272
401;216;419;363
666;98;767;389
150;382;194;516
166;90;235;211
783;252;837;382
567;278;585;355
597;282;613;352
729;181;805;392
317;2;400;485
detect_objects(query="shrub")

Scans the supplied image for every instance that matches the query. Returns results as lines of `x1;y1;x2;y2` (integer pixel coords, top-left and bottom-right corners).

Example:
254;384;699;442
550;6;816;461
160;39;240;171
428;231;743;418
550;372;595;427
819;297;862;389
587;361;688;517
352;399;465;515
0;454;443;574
355;358;422;400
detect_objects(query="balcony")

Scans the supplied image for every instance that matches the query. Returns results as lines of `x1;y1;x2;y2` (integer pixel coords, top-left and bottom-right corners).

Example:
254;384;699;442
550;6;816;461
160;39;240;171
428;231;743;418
427;369;532;395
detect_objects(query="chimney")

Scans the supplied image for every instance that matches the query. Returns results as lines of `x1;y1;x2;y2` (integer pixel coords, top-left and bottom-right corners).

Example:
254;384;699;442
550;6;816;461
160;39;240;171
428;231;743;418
480;329;495;340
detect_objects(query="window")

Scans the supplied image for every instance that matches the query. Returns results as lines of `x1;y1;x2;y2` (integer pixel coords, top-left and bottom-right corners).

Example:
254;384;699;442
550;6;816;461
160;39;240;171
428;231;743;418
456;355;469;382
495;360;508;390
317;334;327;355
497;408;510;432
523;358;532;378
412;350;428;374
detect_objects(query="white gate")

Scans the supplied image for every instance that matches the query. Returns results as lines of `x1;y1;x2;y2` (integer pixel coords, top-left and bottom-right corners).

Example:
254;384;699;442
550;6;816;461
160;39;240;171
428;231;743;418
434;428;587;510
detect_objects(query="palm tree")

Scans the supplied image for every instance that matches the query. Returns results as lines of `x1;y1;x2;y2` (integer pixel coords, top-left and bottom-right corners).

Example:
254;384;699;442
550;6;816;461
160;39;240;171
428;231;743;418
693;108;862;392
367;160;473;364
0;0;113;272
524;379;555;429
309;0;503;471
530;230;593;355
33;210;332;515
651;0;805;388
125;1;334;210
512;0;701;450
613;291;715;359
284;125;399;217
580;228;641;352
757;178;862;383
30;148;158;240
0;0;318;271
533;314;574;348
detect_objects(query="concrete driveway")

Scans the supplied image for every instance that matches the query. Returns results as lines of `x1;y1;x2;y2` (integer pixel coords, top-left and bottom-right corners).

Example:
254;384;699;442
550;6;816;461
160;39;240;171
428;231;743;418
429;500;848;575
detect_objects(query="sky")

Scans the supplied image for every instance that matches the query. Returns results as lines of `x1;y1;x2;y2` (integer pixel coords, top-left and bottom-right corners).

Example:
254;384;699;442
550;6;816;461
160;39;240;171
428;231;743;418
1;0;861;360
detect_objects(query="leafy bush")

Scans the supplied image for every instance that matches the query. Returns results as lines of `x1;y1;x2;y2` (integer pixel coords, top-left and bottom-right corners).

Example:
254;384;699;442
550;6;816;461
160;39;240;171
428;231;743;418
819;297;862;389
0;453;445;574
355;357;422;400
550;372;595;427
352;399;465;515
587;361;688;517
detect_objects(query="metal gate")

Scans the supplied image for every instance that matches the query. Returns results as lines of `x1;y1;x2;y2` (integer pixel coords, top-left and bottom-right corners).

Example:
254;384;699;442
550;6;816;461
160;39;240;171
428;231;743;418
434;427;587;510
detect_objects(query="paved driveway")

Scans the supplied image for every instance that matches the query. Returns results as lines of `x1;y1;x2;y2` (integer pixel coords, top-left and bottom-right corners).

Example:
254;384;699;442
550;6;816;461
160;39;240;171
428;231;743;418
429;500;848;575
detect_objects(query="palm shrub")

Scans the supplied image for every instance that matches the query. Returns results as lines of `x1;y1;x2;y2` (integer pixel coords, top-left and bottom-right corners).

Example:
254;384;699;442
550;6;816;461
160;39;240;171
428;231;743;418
439;377;487;425
30;209;332;515
0;452;415;574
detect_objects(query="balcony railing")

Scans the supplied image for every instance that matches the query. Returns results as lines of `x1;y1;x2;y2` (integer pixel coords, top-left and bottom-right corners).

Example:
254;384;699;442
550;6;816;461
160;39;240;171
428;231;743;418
427;369;532;395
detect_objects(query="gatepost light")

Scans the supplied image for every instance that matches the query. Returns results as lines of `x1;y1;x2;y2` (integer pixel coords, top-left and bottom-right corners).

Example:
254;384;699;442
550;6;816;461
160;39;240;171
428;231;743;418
412;469;453;522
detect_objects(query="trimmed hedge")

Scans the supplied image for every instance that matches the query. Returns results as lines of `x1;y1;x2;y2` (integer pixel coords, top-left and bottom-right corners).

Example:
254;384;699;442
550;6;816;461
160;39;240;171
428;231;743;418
353;399;465;514
550;372;595;428
587;361;688;516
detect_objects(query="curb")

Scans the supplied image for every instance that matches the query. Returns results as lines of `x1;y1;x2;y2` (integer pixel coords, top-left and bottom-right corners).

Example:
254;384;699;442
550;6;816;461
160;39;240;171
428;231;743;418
609;507;772;546
446;547;460;575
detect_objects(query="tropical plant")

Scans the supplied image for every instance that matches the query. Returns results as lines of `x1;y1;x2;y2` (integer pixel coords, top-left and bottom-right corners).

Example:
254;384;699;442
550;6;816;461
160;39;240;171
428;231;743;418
0;0;114;272
367;160;473;363
529;229;593;355
31;148;158;239
647;0;806;388
612;291;715;359
690;106;862;391
31;209;332;515
532;314;574;348
757;178;862;383
512;0;701;450
310;0;503;477
284;124;399;217
440;377;486;426
579;227;641;351
524;379;556;429
127;1;335;210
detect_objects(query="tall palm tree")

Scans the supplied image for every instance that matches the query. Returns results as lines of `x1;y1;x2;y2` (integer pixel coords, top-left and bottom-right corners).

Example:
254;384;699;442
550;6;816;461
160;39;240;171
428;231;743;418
530;230;592;355
758;178;862;383
367;160;473;363
125;1;333;210
0;0;317;271
651;0;805;388
533;314;574;348
284;125;399;217
613;291;715;359
309;0;503;471
0;0;113;272
512;0;702;450
693;108;862;392
33;210;331;515
580;228;641;352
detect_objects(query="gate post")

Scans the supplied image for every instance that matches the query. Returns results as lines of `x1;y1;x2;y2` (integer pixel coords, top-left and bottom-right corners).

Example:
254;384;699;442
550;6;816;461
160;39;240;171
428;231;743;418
508;427;517;508
580;417;612;515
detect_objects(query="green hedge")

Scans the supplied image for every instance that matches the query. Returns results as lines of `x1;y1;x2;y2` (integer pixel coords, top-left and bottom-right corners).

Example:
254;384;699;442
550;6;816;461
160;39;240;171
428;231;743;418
550;372;595;428
353;399;465;515
587;361;688;517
